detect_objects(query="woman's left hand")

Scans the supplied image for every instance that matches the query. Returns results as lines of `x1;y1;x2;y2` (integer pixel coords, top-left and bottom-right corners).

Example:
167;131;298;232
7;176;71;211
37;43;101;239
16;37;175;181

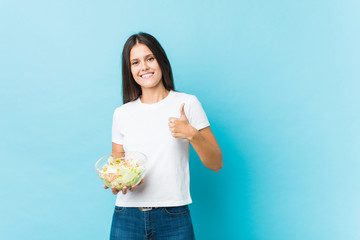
168;103;197;140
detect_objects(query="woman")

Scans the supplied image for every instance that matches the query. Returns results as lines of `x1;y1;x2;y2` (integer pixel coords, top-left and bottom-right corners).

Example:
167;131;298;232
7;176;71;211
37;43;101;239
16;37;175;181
104;32;223;240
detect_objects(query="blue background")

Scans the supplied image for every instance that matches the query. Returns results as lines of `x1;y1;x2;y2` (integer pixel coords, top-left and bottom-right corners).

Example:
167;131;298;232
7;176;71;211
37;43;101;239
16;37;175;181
1;0;359;239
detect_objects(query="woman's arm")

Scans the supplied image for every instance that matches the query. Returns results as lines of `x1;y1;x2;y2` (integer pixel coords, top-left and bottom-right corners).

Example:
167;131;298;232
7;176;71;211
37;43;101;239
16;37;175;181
112;142;124;153
188;126;223;172
169;104;223;172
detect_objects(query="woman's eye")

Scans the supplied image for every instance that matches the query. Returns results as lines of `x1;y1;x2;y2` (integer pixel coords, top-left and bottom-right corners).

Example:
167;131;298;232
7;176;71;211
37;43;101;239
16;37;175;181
147;57;154;61
131;61;138;65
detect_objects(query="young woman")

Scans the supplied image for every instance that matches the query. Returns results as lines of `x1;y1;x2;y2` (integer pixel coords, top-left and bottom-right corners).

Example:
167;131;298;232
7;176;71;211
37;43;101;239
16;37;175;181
104;32;223;240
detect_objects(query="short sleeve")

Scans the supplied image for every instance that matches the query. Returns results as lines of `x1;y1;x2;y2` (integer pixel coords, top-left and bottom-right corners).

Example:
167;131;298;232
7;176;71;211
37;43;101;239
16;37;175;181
185;95;210;130
112;108;124;144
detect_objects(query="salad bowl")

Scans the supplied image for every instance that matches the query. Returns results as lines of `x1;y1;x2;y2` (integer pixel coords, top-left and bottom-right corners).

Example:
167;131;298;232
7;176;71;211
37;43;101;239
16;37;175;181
95;151;146;190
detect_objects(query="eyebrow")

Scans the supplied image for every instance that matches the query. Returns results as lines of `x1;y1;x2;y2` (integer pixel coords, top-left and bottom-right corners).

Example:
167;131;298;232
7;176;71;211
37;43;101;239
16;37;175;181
130;54;154;62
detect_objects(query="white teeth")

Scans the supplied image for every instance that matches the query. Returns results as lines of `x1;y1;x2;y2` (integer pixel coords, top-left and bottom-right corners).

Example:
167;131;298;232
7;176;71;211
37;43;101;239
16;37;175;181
141;73;153;78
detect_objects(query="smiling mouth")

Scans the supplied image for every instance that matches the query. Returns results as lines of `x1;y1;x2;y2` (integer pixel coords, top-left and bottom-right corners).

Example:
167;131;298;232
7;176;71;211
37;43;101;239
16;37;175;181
140;73;154;79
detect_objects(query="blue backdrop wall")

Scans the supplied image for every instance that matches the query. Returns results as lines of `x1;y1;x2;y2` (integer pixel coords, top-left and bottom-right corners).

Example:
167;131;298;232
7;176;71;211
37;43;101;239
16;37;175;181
1;0;359;239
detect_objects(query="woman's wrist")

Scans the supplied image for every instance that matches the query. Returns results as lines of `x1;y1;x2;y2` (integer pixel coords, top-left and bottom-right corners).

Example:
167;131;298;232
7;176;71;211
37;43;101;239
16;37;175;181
187;126;198;142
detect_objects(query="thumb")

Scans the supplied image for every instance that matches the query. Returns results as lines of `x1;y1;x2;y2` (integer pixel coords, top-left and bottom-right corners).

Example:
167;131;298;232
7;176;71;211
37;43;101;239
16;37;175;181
179;103;186;118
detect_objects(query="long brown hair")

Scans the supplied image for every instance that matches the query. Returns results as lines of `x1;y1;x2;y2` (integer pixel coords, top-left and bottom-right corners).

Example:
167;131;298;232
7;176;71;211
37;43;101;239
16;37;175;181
121;32;175;104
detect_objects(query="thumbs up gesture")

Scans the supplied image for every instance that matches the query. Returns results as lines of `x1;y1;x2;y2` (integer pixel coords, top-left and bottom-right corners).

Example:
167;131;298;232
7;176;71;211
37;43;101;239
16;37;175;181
168;103;197;140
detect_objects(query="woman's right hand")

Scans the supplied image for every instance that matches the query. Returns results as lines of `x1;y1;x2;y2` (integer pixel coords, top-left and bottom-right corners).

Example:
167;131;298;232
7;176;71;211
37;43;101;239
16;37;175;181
103;179;144;195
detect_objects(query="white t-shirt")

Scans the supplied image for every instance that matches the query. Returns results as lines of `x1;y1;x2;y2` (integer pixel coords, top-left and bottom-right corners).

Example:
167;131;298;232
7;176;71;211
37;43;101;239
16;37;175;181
112;90;210;207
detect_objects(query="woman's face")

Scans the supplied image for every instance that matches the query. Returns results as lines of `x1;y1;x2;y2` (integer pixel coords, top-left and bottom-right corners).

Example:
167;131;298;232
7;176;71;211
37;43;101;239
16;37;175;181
130;43;163;90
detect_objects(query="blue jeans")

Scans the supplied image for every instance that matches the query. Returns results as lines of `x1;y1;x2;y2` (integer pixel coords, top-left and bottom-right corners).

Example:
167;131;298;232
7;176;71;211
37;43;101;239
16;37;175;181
110;205;195;240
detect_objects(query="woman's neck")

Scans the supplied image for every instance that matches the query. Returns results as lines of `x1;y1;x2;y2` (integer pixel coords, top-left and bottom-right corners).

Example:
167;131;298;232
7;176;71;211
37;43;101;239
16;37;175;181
140;87;170;104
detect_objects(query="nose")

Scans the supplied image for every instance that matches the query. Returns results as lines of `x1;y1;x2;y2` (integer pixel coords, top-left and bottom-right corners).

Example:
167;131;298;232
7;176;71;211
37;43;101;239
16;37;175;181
141;61;149;71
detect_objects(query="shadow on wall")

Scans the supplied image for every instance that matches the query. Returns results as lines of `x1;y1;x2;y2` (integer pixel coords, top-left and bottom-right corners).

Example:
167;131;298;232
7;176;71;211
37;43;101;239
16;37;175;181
189;125;254;239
